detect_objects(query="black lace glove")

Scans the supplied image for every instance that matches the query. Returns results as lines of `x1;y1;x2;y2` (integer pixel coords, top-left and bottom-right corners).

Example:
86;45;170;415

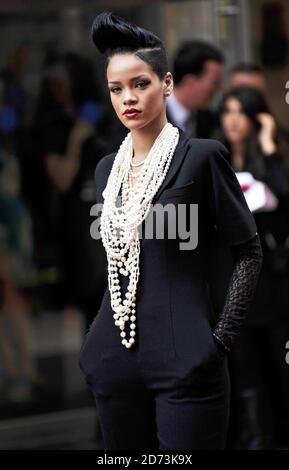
212;232;263;357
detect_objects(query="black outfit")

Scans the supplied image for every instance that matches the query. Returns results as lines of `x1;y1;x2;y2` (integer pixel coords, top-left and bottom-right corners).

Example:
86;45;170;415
78;129;262;450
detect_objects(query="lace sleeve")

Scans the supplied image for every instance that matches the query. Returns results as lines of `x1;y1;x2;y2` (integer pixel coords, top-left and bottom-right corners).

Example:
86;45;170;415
212;232;263;356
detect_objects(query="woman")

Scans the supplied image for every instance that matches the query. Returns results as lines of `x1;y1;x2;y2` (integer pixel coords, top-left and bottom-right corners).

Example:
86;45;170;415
219;85;289;198
219;86;289;448
78;11;263;450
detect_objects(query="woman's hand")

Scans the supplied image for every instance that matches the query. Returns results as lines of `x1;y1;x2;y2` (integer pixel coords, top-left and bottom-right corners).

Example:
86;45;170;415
67;119;95;157
44;153;80;193
44;119;94;192
256;113;277;155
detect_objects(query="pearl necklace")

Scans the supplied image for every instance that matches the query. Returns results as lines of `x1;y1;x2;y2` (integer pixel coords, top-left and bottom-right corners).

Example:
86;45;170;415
131;151;146;167
100;122;179;348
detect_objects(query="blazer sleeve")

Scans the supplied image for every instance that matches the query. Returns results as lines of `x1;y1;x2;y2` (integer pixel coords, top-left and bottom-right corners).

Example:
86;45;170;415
208;142;257;245
94;162;102;205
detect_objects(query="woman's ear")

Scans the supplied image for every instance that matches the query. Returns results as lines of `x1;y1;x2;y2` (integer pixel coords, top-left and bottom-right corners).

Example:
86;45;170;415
163;72;173;96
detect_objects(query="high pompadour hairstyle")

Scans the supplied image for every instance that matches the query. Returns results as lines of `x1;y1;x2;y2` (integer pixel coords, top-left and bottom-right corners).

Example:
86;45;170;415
91;11;169;80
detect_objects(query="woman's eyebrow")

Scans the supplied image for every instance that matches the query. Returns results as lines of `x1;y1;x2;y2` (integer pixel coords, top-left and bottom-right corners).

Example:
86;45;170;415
108;75;148;84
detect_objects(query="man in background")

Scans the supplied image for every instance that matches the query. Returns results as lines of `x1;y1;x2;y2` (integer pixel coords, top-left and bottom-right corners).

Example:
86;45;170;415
166;39;224;138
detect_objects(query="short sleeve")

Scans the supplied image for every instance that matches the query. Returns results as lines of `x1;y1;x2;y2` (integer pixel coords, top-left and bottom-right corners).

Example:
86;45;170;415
94;160;103;204
94;152;115;204
208;142;257;245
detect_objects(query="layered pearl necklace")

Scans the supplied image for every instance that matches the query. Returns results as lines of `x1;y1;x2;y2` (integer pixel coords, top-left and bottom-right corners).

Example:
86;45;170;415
100;122;179;348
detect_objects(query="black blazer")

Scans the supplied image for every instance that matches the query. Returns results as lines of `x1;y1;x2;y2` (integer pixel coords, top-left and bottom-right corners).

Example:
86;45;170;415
89;128;257;373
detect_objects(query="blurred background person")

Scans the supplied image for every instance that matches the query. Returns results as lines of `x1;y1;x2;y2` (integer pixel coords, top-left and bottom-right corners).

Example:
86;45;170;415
166;40;224;138
0;72;39;404
0;41;32;128
228;63;268;97
227;62;289;146
28;51;108;332
218;85;289;449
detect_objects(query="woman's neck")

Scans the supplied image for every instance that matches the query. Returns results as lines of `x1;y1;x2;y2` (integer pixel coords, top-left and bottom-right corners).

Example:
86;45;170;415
130;113;168;162
231;141;246;171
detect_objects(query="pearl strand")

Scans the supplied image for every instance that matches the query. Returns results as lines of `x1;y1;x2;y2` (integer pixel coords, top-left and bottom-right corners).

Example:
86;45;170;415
100;123;179;349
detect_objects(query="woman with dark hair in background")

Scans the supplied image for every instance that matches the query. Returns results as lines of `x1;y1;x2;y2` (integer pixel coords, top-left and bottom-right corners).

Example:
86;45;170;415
78;12;263;450
219;85;289;193
219;85;289;449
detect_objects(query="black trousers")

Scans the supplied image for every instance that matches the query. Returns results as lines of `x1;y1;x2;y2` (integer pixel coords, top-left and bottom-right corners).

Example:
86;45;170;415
80;310;231;450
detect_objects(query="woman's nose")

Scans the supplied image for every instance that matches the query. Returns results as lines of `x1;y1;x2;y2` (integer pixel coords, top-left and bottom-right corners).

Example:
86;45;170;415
123;89;137;104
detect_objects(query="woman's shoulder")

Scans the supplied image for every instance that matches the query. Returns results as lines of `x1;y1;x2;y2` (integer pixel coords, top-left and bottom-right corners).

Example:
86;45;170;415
94;151;116;178
186;137;228;155
183;137;230;169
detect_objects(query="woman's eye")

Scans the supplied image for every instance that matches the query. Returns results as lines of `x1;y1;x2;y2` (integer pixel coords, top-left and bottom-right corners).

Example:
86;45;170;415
136;81;150;88
110;87;120;93
109;81;150;93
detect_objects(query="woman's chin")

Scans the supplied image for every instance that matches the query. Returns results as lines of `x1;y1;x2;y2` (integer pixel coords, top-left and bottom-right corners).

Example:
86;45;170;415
225;133;243;144
122;120;147;131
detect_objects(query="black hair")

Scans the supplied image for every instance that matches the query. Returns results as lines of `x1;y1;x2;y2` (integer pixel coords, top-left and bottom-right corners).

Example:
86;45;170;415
220;85;270;126
172;40;224;85
91;11;168;81
229;62;264;75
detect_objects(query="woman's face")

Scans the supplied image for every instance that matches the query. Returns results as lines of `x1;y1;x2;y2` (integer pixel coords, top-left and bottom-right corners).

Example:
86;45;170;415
48;66;72;106
221;97;254;144
106;53;171;130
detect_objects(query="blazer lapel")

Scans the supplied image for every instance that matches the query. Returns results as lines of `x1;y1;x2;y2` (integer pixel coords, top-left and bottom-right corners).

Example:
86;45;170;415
151;127;191;203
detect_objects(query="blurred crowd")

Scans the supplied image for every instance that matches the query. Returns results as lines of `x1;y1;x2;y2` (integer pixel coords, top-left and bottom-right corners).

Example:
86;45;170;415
0;29;289;450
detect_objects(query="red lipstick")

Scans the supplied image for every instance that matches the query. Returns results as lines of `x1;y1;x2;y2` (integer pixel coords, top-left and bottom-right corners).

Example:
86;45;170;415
123;108;142;119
